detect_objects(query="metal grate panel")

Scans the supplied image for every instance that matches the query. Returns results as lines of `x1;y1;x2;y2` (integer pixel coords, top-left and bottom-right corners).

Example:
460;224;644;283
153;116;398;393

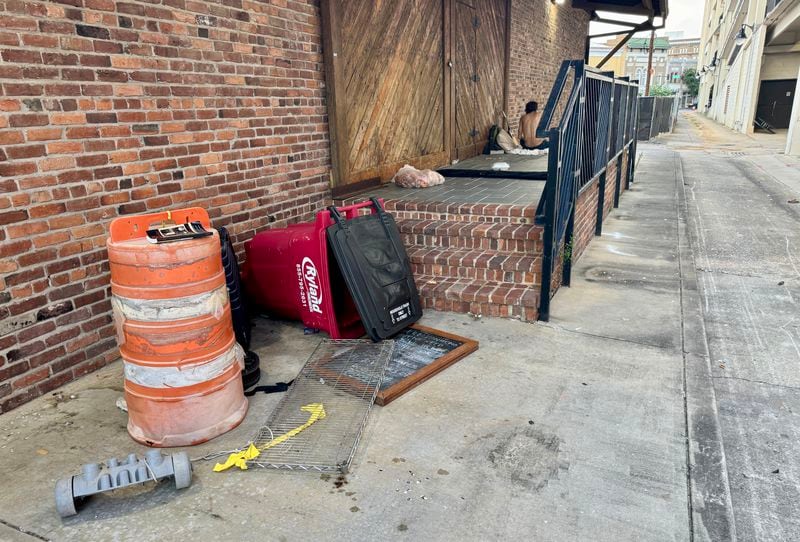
248;339;394;473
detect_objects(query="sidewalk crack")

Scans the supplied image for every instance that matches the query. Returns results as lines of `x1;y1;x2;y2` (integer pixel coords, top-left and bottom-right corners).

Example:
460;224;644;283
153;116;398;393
542;323;679;352
675;151;696;542
0;518;49;541
695;267;789;281
711;374;800;391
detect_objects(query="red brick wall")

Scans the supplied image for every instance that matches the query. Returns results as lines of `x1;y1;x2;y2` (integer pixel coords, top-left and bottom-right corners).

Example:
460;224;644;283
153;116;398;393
571;143;635;267
572;175;599;263
603;159;617;220
620;147;630;192
549;244;559;294
0;0;330;412
507;0;589;125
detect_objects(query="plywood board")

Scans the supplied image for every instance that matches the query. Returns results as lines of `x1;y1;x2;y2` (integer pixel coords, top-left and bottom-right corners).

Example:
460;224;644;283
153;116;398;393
322;0;508;189
324;0;448;188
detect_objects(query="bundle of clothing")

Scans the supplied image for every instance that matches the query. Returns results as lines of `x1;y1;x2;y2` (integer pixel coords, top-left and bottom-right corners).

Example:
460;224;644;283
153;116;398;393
487;125;548;155
507;147;547;156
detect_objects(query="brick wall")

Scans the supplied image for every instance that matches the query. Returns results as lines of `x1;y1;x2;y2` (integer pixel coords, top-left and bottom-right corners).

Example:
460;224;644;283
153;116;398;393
567;141;637;267
621;147;630;191
0;0;594;412
571;143;636;267
0;0;330;412
572;176;599;263
507;0;589;124
603;159;617;221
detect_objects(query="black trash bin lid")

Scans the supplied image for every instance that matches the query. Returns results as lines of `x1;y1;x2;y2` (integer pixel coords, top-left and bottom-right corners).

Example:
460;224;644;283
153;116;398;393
326;198;422;341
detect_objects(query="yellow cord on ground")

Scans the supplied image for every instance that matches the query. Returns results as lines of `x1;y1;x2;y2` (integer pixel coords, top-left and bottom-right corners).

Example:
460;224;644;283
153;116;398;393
213;403;327;472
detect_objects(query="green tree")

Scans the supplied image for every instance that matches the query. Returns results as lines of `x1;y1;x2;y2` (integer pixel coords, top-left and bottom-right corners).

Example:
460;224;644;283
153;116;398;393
682;68;700;97
648;84;675;97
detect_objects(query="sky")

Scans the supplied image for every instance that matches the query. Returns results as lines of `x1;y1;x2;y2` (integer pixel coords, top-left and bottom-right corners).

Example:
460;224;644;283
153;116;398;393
660;0;702;37
589;0;702;42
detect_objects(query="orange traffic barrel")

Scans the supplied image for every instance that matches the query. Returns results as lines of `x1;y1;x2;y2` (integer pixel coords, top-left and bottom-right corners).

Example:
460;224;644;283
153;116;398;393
107;207;247;447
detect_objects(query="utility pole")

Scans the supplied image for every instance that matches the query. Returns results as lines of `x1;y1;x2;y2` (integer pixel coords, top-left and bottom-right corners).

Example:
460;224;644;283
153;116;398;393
645;28;655;96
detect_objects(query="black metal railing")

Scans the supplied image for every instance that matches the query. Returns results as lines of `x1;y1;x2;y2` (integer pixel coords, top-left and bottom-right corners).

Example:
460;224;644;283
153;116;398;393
535;60;639;321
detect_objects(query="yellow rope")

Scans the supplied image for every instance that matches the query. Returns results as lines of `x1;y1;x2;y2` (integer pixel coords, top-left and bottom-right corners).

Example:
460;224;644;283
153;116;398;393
213;403;326;472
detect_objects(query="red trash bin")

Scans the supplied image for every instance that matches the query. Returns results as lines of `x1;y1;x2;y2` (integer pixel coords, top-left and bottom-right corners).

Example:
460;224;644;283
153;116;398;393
242;200;383;339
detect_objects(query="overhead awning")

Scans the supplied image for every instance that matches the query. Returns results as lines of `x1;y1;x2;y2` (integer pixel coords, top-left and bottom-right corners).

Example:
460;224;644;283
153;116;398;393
579;0;670;69
572;0;668;20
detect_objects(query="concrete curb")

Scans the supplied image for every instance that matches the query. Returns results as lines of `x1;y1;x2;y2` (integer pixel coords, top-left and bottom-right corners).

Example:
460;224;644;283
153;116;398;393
675;152;737;542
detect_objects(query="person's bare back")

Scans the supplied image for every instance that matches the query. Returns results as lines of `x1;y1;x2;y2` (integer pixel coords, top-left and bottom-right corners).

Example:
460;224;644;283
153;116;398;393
518;100;548;150
519;111;542;147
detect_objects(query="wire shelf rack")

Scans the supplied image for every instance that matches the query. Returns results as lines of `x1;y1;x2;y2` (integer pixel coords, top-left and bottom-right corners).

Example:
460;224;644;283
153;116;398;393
248;339;394;473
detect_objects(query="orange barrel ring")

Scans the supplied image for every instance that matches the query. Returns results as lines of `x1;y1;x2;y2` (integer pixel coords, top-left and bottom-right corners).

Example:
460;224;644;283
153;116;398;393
119;305;234;363
107;207;247;447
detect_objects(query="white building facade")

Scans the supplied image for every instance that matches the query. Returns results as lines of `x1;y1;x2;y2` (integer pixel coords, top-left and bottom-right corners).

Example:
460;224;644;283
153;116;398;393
698;0;800;154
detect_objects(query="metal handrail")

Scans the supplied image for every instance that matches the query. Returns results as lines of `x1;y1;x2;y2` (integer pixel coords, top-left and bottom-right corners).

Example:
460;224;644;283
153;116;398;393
537;60;639;321
537;60;584;138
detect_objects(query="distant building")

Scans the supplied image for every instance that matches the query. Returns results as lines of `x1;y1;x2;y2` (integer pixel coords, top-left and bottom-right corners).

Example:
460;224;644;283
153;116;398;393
666;38;700;105
624;37;670;94
589;35;698;104
588;36;627;76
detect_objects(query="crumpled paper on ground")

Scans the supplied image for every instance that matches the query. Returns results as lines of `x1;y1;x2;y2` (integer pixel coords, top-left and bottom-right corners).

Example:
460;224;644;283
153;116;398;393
392;164;445;188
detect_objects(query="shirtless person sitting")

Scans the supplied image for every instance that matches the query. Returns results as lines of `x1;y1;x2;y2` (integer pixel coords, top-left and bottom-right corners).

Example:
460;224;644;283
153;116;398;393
518;101;549;150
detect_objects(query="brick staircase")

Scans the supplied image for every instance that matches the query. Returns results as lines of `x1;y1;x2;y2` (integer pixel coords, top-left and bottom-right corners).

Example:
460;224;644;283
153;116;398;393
388;200;544;321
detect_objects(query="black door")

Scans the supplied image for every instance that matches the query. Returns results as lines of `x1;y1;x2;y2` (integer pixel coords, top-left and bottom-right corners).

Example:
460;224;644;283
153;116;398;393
756;79;796;129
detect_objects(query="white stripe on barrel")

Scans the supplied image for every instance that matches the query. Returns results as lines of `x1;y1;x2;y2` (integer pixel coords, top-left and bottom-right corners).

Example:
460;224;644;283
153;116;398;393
112;284;228;322
124;343;244;388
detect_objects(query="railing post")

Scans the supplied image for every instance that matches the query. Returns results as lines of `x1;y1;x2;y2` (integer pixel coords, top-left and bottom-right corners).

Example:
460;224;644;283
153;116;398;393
613;152;623;207
628;137;637;187
538;130;560;322
628;93;638;186
595;171;606;235
595;78;613;237
562;182;576;288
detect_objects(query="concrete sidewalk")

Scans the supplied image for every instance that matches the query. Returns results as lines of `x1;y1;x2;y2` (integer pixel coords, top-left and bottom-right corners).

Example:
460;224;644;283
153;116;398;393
0;151;695;541
665;112;800;541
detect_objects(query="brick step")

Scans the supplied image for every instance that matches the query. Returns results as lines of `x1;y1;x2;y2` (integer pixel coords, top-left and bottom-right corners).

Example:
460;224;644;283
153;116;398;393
398;218;543;252
407;246;540;285
385;201;535;225
333;197;537;225
414;274;539;321
391;209;531;225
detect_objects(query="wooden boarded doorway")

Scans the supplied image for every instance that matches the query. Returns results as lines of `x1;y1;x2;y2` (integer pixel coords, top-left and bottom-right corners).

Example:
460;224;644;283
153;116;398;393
321;0;508;194
452;0;508;161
